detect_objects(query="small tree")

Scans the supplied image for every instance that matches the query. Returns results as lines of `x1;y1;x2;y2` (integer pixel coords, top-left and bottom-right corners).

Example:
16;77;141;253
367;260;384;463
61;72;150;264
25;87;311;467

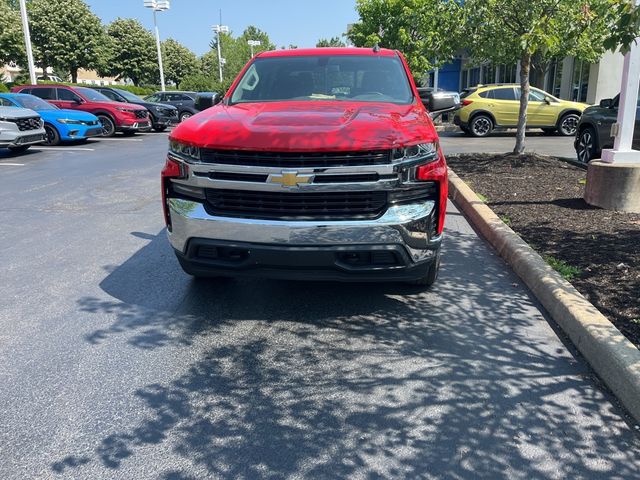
100;18;158;86
348;0;464;78
28;0;106;83
316;37;346;47
464;0;640;154
0;0;25;67
162;38;198;86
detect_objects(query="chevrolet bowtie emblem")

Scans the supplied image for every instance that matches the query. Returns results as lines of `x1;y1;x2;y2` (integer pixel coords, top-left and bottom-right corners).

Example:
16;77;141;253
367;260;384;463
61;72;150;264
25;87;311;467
267;170;314;187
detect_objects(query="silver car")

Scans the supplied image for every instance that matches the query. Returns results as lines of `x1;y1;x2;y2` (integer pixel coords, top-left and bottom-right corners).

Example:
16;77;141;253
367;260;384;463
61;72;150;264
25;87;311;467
0;106;46;153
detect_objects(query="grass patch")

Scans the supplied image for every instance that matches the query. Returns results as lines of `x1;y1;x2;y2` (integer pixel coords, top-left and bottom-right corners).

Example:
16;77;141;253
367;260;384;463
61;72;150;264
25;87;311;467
578;178;587;185
500;215;512;226
544;256;581;281
476;193;488;203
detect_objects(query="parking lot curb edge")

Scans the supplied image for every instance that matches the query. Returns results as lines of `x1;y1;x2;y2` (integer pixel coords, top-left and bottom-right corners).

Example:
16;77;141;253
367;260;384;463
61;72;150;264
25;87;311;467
448;167;640;424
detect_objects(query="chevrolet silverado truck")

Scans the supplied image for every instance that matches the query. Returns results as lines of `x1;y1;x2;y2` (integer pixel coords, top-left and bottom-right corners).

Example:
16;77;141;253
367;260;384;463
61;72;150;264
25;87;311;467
162;47;455;287
0;106;46;153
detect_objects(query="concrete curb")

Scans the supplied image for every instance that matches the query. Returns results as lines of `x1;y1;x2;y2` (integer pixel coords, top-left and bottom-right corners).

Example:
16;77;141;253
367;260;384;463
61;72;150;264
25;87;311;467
448;168;640;424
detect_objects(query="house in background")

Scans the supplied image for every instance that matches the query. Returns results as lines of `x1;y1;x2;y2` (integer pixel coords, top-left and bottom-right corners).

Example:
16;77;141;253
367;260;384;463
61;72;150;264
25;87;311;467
427;50;625;105
1;63;124;86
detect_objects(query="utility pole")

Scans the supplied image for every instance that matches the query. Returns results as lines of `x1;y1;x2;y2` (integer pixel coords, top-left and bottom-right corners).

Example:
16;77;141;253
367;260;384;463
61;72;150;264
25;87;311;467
19;0;37;85
248;40;261;58
212;11;229;83
144;0;170;91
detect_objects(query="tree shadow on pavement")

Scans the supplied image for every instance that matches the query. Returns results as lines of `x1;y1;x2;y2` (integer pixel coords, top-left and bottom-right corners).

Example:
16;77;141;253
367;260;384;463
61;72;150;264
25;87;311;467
55;228;640;479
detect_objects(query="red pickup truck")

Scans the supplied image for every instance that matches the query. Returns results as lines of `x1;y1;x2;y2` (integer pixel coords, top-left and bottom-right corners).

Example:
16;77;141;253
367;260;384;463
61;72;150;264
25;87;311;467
162;47;454;287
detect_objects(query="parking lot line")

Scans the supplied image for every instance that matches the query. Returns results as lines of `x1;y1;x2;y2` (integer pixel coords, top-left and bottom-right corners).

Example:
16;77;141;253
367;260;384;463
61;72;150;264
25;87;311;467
96;138;143;142
34;147;95;151
0;163;24;166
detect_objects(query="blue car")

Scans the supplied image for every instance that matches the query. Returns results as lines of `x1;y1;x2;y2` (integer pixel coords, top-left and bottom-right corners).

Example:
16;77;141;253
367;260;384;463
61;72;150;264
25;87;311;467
0;93;103;146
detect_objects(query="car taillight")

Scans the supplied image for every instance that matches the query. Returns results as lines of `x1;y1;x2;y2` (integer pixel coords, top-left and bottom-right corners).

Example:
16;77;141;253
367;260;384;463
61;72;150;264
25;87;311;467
416;151;448;235
161;157;188;231
462;99;473;106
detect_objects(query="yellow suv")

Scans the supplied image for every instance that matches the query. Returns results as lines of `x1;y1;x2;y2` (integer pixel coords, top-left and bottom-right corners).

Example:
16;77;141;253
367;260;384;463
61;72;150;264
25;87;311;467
453;84;589;137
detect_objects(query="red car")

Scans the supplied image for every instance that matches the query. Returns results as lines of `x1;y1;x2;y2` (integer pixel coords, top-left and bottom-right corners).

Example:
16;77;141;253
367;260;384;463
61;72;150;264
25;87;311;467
11;84;150;137
163;47;455;287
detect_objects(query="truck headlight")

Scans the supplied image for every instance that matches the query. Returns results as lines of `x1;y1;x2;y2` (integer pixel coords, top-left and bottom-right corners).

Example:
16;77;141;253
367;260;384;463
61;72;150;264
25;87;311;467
393;142;438;161
169;140;200;161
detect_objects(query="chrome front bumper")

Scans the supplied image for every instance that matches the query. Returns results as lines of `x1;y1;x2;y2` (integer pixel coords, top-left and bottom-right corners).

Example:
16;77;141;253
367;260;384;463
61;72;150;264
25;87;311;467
167;198;441;264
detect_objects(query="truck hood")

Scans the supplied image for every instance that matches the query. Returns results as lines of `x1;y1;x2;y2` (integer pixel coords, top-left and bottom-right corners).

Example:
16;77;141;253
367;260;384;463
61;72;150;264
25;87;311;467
170;101;438;151
0;106;41;120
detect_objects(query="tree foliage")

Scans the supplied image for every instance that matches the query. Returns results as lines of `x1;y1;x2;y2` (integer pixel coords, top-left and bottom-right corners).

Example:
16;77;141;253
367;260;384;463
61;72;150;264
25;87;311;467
463;0;640;153
316;36;347;47
99;18;158;86
162;38;198;86
0;0;24;66
348;0;464;77
28;0;106;83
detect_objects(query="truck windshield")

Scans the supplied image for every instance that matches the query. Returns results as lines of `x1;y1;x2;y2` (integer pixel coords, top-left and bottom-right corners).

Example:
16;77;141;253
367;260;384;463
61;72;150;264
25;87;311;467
230;55;414;104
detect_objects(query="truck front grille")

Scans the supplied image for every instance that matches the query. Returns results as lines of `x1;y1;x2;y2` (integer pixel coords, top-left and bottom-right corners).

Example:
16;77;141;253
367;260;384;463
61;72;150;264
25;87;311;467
204;188;387;220
200;149;392;168
12;117;42;131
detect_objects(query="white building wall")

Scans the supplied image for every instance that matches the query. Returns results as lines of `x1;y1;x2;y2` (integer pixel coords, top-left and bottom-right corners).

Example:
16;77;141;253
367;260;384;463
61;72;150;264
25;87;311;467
586;50;625;104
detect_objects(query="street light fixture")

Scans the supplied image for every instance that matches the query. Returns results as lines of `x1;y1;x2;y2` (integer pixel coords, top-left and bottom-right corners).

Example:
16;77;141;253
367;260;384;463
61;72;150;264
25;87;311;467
18;0;37;84
212;23;229;82
248;40;261;58
143;0;170;92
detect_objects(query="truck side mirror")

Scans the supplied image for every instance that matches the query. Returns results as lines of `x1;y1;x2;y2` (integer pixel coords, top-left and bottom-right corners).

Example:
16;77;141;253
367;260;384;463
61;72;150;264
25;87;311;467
425;93;458;117
194;92;222;111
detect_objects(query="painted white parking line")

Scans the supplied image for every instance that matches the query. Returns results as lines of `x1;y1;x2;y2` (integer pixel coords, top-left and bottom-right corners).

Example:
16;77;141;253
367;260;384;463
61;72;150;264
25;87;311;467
34;147;95;151
96;138;143;142
0;163;24;166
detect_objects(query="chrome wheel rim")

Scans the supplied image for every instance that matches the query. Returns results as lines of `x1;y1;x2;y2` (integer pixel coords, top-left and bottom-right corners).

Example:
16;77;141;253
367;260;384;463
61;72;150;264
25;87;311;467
578;130;593;163
472;117;491;136
561;115;579;135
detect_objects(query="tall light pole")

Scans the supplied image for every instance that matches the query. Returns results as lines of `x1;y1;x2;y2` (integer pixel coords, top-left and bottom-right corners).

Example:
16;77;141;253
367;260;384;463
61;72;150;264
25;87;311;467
248;40;261;58
19;0;37;85
212;23;229;82
144;0;169;91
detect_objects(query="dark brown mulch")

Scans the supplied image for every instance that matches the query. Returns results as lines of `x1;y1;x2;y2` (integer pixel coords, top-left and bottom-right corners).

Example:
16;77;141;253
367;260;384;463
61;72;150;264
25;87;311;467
447;153;640;348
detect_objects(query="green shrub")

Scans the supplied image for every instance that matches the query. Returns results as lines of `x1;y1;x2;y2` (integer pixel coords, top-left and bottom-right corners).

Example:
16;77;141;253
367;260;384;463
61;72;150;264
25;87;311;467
0;83;9;93
179;74;232;94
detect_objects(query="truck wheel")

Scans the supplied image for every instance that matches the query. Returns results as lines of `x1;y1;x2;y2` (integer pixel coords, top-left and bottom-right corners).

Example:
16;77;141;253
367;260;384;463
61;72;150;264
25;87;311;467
407;255;440;288
44;124;61;146
8;145;30;153
97;114;116;137
469;115;493;137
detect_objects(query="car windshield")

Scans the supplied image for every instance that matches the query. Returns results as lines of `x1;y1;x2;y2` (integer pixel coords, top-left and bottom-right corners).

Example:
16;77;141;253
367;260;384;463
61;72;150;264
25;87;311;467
13;94;58;111
75;87;112;102
230;55;414;104
114;89;142;102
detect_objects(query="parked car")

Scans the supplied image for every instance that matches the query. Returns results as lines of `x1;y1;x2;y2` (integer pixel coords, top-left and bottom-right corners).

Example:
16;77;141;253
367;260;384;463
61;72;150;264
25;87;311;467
11;84;150;137
0;106;46;152
574;91;640;163
144;91;197;122
163;47;456;287
0;93;102;146
454;84;589;137
91;87;178;132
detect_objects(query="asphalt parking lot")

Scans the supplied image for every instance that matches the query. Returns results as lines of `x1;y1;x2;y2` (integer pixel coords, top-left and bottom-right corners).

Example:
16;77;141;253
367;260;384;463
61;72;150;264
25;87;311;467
439;130;578;158
1;131;639;479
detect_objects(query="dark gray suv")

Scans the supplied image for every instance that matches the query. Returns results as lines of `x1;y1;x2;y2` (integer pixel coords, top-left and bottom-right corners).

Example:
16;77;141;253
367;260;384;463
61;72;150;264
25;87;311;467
575;91;640;163
144;91;197;122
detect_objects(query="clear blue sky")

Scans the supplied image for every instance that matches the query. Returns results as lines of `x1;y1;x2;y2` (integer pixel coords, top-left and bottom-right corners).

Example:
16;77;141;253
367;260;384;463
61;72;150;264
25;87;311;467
85;0;359;56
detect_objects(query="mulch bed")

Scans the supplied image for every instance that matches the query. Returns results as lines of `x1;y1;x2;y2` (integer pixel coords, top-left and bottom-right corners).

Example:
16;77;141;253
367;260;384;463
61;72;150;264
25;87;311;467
447;153;640;348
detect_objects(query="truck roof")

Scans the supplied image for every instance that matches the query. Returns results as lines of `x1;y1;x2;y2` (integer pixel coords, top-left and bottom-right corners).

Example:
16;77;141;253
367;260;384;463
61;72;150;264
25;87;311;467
257;47;398;58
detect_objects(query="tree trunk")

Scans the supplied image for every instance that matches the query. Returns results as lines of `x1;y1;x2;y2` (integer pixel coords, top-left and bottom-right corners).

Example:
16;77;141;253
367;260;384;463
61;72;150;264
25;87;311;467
71;68;78;84
514;52;531;154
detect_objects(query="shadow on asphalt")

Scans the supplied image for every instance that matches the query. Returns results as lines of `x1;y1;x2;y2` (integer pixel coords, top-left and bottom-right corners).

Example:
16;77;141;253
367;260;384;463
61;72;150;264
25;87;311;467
53;228;640;478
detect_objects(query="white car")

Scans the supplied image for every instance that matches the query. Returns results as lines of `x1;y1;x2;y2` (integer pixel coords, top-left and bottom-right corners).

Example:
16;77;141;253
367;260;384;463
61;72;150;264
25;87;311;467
0;106;46;153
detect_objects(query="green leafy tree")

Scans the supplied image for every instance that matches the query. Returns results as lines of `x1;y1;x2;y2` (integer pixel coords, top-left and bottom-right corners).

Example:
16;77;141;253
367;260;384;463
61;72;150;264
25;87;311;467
464;0;640;153
348;0;464;78
28;0;106;83
316;36;347;47
161;38;198;86
0;0;25;66
99;18;158;86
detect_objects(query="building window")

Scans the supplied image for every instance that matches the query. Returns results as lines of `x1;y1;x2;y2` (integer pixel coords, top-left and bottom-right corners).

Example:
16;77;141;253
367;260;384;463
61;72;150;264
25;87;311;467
571;59;590;102
497;64;517;83
545;59;563;97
